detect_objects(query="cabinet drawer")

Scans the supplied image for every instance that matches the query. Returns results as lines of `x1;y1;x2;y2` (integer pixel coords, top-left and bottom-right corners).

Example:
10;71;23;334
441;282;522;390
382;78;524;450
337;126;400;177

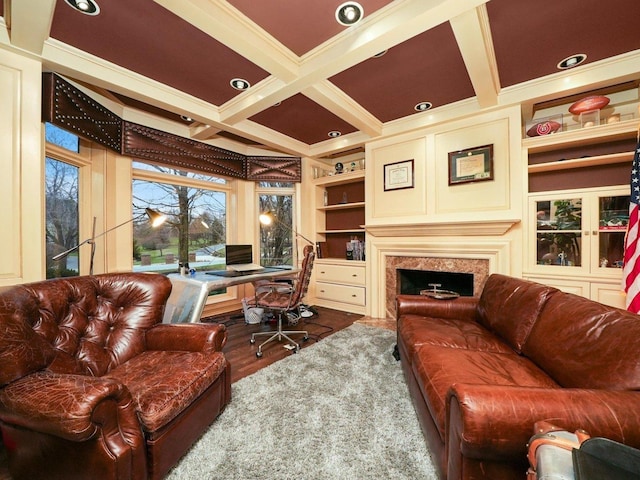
315;263;365;285
316;282;365;306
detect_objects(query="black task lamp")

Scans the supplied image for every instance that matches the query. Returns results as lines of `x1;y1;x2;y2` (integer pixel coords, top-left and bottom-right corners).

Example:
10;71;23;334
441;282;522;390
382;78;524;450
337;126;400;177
52;208;167;275
259;211;314;252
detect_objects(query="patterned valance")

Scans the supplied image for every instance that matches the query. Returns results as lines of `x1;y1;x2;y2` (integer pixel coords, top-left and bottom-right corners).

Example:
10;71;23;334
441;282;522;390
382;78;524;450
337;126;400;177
42;73;301;182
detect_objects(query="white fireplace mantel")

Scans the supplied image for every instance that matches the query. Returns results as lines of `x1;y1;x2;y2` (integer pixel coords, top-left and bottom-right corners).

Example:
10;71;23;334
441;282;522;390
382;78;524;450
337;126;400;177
364;219;520;237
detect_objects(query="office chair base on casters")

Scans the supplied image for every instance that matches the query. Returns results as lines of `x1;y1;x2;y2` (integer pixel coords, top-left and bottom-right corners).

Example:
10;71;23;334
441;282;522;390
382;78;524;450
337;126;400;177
250;330;309;358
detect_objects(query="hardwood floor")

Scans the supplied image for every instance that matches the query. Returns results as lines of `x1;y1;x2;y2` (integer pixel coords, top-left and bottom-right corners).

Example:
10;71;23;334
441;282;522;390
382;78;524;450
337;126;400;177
207;306;373;383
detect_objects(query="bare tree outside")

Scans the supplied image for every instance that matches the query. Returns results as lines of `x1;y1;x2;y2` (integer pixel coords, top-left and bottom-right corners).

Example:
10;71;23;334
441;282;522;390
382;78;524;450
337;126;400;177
132;163;227;273
45;124;81;278
259;187;294;266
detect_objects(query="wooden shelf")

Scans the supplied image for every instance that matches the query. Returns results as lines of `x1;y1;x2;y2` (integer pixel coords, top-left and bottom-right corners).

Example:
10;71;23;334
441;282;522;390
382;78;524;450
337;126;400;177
312;170;364;186
318;201;366;211
318;229;366;234
523;118;638;153
528;151;632;173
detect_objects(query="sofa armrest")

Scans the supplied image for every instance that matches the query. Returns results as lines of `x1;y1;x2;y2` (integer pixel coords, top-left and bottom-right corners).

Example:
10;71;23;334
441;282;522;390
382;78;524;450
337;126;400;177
146;323;227;353
396;294;480;322
0;372;142;444
447;384;640;461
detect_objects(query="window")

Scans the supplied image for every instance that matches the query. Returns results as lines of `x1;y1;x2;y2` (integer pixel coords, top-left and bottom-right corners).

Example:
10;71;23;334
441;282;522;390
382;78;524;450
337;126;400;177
46;158;80;278
132;163;228;274
257;182;295;266
45;123;85;279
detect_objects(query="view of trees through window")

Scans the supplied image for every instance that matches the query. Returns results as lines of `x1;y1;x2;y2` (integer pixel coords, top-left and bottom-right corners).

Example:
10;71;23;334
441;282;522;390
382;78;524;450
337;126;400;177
45;123;81;279
259;185;294;266
132;164;227;274
45;123;294;280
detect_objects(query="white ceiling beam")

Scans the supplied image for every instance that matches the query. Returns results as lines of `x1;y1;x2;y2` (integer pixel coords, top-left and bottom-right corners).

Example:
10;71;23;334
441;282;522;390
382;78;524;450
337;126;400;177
302;81;382;137
5;0;56;55
152;0;300;82
220;0;488;125
450;4;499;108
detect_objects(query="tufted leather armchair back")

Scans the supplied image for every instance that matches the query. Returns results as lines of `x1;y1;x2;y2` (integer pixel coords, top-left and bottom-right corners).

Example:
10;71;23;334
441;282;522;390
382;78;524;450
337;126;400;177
0;273;172;381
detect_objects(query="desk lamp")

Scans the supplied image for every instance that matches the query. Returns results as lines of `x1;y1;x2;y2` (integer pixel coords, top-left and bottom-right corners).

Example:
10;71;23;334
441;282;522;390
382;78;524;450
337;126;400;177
52;208;167;275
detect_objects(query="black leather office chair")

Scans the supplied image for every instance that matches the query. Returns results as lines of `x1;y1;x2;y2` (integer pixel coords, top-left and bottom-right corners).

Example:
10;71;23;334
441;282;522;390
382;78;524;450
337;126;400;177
247;245;315;357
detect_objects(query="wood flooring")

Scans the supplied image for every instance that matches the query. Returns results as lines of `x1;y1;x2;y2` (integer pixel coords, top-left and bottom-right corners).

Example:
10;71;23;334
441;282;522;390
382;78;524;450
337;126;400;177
210;306;383;383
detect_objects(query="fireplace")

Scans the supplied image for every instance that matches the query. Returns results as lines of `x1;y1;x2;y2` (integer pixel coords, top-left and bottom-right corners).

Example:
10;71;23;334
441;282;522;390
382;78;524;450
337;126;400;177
385;255;490;318
397;269;474;296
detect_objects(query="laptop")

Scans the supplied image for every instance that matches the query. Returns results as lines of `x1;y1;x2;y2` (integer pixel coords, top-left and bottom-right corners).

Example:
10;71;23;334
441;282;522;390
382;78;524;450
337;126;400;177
225;244;264;272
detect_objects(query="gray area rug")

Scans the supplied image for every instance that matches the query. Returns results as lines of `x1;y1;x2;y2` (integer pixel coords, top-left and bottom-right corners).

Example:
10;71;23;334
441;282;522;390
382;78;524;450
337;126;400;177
166;323;437;479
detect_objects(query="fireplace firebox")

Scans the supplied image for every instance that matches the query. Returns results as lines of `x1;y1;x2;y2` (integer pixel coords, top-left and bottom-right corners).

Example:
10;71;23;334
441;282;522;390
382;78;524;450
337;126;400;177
397;269;474;296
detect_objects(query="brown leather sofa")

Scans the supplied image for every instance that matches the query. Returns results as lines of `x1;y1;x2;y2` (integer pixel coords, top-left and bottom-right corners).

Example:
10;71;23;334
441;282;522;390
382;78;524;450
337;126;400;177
396;273;640;480
0;273;231;480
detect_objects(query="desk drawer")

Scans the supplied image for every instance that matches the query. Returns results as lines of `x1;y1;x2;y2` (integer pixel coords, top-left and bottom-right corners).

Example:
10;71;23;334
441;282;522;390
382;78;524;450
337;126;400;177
316;282;365;306
315;263;365;286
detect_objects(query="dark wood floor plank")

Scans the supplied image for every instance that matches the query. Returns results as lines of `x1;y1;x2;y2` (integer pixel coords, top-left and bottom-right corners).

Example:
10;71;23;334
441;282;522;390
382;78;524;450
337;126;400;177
207;306;361;383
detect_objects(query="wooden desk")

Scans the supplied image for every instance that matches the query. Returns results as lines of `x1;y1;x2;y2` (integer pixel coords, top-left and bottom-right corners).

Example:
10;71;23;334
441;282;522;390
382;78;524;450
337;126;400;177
162;267;298;324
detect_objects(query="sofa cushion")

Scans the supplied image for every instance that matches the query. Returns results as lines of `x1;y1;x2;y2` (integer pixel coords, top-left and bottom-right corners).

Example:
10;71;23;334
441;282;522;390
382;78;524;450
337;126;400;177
477;274;558;353
523;291;640;390
412;345;558;440
398;314;514;359
105;350;228;432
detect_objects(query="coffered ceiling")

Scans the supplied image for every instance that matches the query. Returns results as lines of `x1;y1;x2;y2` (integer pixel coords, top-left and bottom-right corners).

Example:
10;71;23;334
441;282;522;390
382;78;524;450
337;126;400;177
1;0;639;160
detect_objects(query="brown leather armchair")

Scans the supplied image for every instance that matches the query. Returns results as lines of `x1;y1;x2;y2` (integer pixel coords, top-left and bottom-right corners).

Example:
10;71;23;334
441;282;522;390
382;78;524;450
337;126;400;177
0;273;231;480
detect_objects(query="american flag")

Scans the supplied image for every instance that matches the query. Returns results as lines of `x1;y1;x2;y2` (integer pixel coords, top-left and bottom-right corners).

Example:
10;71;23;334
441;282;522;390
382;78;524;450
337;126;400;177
622;140;640;313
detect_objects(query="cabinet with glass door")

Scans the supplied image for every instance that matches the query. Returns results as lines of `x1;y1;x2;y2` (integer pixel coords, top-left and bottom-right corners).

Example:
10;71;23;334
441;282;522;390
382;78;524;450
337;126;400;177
529;187;629;278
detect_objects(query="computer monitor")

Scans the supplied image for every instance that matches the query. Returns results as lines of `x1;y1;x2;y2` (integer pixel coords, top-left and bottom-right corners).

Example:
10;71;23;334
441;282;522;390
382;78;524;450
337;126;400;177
225;244;253;266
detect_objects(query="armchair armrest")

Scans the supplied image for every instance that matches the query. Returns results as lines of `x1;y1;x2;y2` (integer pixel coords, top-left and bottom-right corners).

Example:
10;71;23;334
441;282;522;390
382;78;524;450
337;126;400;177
0;372;142;444
146;323;227;353
396;294;480;322
446;384;640;461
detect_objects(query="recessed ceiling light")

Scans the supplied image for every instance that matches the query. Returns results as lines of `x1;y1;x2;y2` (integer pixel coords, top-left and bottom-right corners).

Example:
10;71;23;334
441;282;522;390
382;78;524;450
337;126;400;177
64;0;100;15
372;50;388;58
414;102;433;112
230;78;250;90
180;115;193;122
335;2;364;26
557;54;587;70
328;131;342;138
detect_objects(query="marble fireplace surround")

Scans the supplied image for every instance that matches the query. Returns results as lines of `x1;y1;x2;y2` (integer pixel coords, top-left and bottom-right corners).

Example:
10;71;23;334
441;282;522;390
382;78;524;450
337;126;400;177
366;220;518;318
385;255;489;319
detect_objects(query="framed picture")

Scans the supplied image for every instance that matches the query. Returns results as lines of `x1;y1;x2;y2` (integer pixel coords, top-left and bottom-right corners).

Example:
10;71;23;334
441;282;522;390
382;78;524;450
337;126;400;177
384;159;414;191
448;144;494;185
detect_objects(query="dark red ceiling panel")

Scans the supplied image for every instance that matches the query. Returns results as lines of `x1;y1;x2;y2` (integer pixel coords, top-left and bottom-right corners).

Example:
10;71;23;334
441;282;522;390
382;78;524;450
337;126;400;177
227;0;394;56
330;21;475;123
488;0;640;88
50;0;269;106
249;94;358;145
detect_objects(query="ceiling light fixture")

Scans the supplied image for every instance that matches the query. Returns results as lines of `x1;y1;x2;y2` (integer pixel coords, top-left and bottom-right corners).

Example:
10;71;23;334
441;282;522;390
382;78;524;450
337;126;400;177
557;54;587;70
180;115;193;122
372;50;388;58
328;131;342;138
335;2;364;26
414;102;433;112
64;0;100;15
230;78;250;90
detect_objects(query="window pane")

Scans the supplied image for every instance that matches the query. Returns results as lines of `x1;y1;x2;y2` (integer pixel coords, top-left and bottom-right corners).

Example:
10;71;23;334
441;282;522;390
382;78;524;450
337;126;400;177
259;194;293;266
46;158;80;278
132;179;227;274
259;181;294;188
132;162;226;184
45;123;79;153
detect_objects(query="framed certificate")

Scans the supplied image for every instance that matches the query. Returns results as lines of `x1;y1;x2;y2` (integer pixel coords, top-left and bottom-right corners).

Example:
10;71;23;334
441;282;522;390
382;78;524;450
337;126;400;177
384;159;414;191
448;144;494;185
